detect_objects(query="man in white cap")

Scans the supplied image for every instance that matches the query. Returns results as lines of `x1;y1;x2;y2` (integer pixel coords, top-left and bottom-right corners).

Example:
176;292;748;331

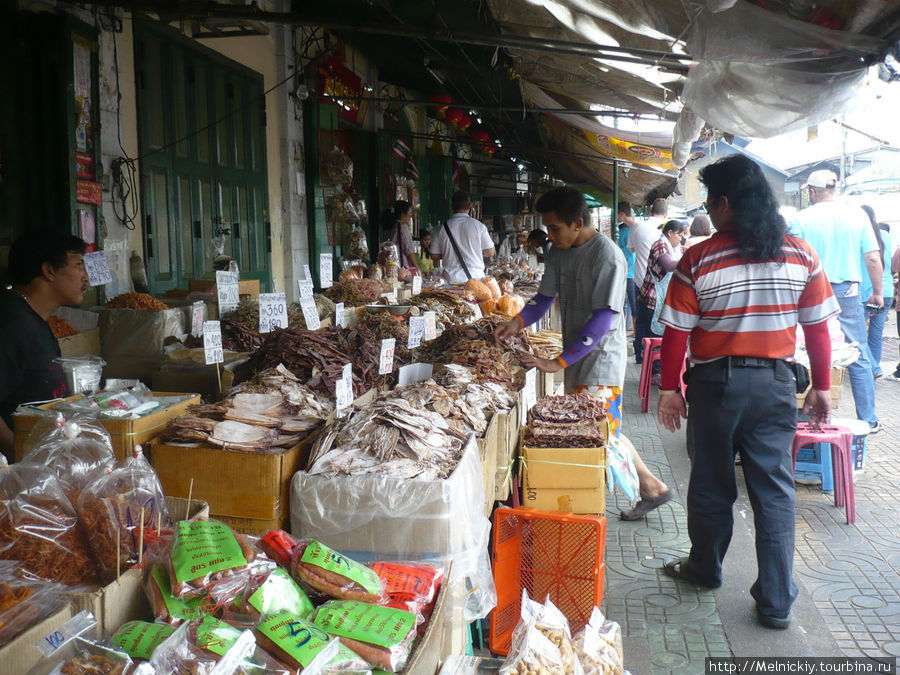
790;169;884;432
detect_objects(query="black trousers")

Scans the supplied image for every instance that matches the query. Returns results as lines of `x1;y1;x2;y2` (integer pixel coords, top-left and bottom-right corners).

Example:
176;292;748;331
685;358;798;618
633;298;658;362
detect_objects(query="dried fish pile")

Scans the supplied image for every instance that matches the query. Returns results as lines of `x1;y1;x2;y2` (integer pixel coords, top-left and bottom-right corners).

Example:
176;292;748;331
307;396;467;480
410;289;477;326
183;316;262;352
524;394;608;448
418;318;532;390
529;330;564;360
433;364;517;414
324;278;388;306
357;310;410;345
393;380;488;436
288;293;336;327
514;279;540;297
159;374;332;451
230;364;334;416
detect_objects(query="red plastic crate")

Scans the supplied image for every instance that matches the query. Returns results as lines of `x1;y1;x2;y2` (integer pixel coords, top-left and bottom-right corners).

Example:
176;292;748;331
489;506;607;655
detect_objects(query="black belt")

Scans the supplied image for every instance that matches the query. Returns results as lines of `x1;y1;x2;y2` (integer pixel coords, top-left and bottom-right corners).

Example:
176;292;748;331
697;356;780;369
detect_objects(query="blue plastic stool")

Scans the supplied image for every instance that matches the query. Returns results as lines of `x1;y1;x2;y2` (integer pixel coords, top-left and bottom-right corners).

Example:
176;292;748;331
794;442;834;493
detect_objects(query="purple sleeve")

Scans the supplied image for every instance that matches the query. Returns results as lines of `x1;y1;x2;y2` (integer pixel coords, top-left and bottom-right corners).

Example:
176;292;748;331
516;293;554;328
558;308;616;366
658;251;678;273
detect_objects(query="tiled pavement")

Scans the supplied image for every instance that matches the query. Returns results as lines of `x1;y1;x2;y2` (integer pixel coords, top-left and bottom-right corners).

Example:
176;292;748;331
607;313;900;674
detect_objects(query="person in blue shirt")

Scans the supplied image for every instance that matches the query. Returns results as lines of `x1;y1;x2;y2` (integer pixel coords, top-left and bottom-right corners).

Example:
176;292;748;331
616;201;637;333
860;205;893;379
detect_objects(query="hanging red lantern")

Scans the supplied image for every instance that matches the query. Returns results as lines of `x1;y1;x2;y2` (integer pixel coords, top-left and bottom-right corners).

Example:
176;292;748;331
445;107;464;129
471;130;490;147
484;143;497;157
458;112;472;132
428;93;451;119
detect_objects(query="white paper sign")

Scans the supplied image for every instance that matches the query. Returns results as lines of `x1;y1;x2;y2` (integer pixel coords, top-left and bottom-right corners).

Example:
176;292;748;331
84;251;113;286
191;301;205;337
380;291;398;305
398;362;434;386
300;296;321;330
303;264;312;283
203;320;224;365
336;363;354;412
471;303;483;319
379;338;396;375
407;315;426;349
424;311;437;341
259;292;288;333
523;367;538;415
216;271;240;315
298;279;314;299
335;302;345;328
319;253;333;288
37;610;94;657
412;275;422;295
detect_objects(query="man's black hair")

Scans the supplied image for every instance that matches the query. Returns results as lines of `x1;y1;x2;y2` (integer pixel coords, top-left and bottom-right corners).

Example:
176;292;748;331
527;229;547;244
535;187;590;226
617;201;632;218
451;190;472;212
8;231;87;285
699;155;786;262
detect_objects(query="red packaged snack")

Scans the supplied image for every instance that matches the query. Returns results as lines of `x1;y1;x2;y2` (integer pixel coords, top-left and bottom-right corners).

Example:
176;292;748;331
367;561;443;614
291;539;383;604
260;530;299;568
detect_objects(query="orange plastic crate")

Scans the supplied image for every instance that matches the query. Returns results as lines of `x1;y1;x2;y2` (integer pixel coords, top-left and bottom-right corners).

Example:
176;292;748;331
489;507;607;656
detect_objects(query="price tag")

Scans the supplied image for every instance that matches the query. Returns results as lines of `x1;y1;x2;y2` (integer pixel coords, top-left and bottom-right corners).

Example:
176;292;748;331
336;363;354;411
191;301;205;338
203;321;224;365
300;296;321;330
380;291;398;305
84;251;113;286
411;275;422;295
259;292;288;333
524;367;538;414
407;315;426;349
471;303;483;319
319;253;333;288
37;610;94;657
303;264;312;283
423;311;437;341
379;338;396;375
335;302;345;328
298;279;314;299
215;271;240;315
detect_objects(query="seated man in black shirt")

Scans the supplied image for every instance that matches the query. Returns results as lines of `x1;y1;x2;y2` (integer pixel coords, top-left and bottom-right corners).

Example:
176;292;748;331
1;232;88;460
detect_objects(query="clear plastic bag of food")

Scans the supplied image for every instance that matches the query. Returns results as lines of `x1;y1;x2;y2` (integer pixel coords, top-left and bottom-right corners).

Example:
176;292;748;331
367;561;443;614
220;567;315;627
52;356;105;395
0;464;99;585
328;193;361;226
255;612;372;674
29;618;134;675
499;617;565;675
291;539;384;604
21;414;115;503
144;563;211;625
572;607;625;675
323;148;354;186
312;600;419;673
377;242;399;269
0;561;67;648
513;593;582;675
110;620;176;663
77;446;172;584
167;520;257;599
346;225;370;261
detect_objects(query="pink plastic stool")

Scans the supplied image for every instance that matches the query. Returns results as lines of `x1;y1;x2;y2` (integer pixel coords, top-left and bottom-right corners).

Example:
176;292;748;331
791;423;856;524
639;337;687;413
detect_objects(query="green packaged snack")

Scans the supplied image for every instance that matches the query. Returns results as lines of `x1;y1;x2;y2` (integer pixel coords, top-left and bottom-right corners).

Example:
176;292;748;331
146;564;209;624
247;568;315;619
169;520;252;597
313;600;418;672
191;616;243;656
255;612;369;672
293;539;383;602
111;620;175;660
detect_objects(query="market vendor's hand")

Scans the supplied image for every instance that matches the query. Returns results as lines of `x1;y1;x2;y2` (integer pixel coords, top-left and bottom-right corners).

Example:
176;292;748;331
518;353;563;373
802;388;831;429
657;392;687;432
494;318;522;344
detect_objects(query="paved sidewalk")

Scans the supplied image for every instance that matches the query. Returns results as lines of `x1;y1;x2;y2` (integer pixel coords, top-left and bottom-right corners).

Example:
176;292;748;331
608;314;900;674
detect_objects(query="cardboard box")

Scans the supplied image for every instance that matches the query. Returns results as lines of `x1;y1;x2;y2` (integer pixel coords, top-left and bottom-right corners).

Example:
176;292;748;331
494;410;513;502
477;413;500;516
152;365;238;399
58;327;101;357
96;307;189;382
188;278;260;298
13;392;201;462
521;447;606;489
151;432;316;521
403;572;450;673
0;605;75;674
214;514;287;536
796;367;844;409
521;479;607;514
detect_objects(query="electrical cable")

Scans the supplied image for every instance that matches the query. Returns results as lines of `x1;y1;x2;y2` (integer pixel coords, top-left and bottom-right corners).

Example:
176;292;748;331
110;21;139;230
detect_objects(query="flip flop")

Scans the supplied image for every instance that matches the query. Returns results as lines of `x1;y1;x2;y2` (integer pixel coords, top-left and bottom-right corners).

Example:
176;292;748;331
662;557;722;589
619;490;673;521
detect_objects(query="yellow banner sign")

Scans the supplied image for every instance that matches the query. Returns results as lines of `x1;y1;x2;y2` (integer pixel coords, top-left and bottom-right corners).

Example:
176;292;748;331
582;131;676;171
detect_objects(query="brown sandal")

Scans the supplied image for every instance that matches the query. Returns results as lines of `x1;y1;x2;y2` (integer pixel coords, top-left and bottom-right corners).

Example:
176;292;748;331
619;490;672;520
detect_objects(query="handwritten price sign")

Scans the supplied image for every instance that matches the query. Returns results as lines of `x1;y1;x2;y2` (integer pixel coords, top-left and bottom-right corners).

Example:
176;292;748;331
84;251;113;286
203;321;224;365
259;292;288;333
379;338;396;375
215;271;240;315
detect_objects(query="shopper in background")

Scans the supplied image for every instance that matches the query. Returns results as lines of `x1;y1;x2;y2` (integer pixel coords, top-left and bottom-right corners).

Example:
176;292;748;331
860;205;892;379
526;229;550;263
888;245;900;381
616;201;637;333
688;213;713;247
381;200;419;275
495;187;672;521
417;230;434;276
628;198;668;363
639;219;687;338
430;190;495;283
0;231;89;461
790;170;884;433
656;155;838;630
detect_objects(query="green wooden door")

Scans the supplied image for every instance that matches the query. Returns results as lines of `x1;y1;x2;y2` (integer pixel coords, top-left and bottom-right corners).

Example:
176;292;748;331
134;24;269;294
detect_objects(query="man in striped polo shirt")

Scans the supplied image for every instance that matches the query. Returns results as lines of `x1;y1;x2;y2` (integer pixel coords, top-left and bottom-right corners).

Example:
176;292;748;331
655;155;838;630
